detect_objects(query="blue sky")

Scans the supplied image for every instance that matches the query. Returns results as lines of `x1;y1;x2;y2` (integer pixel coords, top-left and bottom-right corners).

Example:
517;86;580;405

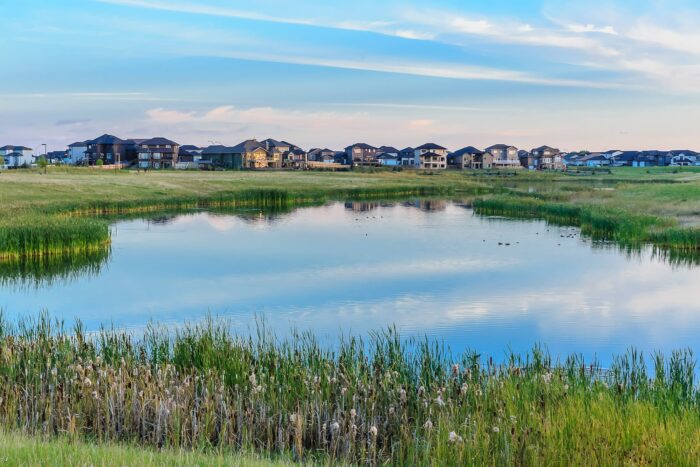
2;0;700;152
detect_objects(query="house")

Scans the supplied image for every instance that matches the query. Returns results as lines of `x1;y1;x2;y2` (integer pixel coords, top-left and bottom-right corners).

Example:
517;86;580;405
579;152;610;167
449;146;492;169
398;147;415;166
377;152;400;166
201;145;244;169
308;148;336;162
232;139;277;168
45;150;68;164
67;141;90;165
530;145;564;170
485;144;521;168
669;150;699;166
84;134;138;165
284;148;308;168
345;143;378;166
177;145;203;163
414;143;448;169
0;145;33;167
137;137;180;169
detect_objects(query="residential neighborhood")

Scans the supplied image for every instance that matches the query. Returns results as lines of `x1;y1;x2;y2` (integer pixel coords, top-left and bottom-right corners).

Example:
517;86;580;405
1;135;699;171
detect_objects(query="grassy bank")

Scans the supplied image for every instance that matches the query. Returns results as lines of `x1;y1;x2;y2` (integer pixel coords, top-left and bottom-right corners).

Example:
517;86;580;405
2;167;700;259
0;430;288;466
1;314;700;464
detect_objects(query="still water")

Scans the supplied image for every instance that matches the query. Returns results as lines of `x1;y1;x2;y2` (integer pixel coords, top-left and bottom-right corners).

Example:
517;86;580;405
1;200;698;365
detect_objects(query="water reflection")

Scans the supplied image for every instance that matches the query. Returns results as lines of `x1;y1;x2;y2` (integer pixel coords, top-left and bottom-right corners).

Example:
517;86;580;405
0;248;110;290
1;200;699;366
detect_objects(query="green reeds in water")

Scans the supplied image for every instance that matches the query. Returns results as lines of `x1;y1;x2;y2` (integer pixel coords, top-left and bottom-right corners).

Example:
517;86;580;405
1;314;700;464
0;215;110;261
473;196;700;255
0;248;110;289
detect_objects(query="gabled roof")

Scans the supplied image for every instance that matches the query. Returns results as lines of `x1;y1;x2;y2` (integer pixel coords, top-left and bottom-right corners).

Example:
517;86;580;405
416;143;447;150
0;145;32;151
345;143;377;150
68;141;90;148
531;145;559;153
230;139;267;154
201;145;239;155
88;134;126;145
419;151;445;158
140;137;178;146
400;147;414;152
485;144;516;151
452;146;484;156
518;150;530;157
179;145;201;151
378;146;399;153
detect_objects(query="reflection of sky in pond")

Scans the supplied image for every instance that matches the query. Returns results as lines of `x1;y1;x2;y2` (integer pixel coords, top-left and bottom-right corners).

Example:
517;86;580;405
1;201;699;366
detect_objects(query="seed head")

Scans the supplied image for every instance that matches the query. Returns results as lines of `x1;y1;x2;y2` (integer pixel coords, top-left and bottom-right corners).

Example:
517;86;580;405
369;426;378;437
448;431;463;443
423;419;433;431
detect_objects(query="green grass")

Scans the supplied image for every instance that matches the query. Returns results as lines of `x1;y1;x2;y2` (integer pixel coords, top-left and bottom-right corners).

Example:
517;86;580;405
0;430;288;466
2;314;700;464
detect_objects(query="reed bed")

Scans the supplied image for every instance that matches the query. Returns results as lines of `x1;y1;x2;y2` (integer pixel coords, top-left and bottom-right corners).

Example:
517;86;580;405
1;314;700;464
473;196;700;254
0;248;110;289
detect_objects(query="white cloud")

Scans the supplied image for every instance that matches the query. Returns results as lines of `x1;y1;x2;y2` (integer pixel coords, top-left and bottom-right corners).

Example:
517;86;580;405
566;23;618;35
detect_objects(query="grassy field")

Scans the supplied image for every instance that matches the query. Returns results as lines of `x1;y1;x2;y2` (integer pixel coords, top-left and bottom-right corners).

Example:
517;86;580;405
0;315;700;465
2;166;700;258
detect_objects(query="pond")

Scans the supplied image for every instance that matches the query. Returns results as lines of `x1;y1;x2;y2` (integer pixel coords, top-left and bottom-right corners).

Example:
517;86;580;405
1;199;698;366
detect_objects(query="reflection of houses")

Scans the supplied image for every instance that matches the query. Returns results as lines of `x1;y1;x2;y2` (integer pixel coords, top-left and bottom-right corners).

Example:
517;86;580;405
414;143;448;169
137;137;180;169
0;145;33;167
530;145;564;170
449;146;493;169
485;144;521;168
345;143;378;166
402;199;448;212
344;201;380;212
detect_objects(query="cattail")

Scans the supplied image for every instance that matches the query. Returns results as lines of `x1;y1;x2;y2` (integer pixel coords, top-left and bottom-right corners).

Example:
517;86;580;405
452;364;460;377
341;387;348;396
369;426;378;437
448;431;463;443
435;395;446;407
249;373;257;386
330;421;340;433
424;419;433;431
83;377;92;388
350;408;356;418
460;383;468;395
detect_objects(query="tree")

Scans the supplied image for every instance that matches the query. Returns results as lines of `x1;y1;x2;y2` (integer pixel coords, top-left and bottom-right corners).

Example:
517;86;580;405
96;159;104;168
37;155;48;174
0;154;5;170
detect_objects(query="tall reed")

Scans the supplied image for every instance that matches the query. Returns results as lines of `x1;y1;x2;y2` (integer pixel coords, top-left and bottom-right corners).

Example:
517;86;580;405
0;314;700;464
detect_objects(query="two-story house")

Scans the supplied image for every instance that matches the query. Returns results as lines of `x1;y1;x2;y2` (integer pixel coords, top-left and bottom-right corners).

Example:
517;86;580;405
485;144;521;168
232;139;275;168
0;145;33;167
137;137;180;169
531;145;563;170
414;143;448;169
84;134;138;165
67;141;90;165
345;143;378;166
398;147;416;166
449;146;493;169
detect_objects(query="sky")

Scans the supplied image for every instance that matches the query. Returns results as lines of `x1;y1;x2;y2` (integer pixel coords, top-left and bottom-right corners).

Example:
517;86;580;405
2;0;700;152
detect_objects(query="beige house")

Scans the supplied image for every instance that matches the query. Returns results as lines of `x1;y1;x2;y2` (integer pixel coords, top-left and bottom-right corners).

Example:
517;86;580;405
414;143;448;169
231;139;280;168
449;146;494;169
485;144;521;168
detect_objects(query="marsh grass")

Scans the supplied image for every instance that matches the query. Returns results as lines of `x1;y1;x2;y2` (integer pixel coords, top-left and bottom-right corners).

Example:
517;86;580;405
1;314;700;464
0;248;110;289
473;196;700;256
